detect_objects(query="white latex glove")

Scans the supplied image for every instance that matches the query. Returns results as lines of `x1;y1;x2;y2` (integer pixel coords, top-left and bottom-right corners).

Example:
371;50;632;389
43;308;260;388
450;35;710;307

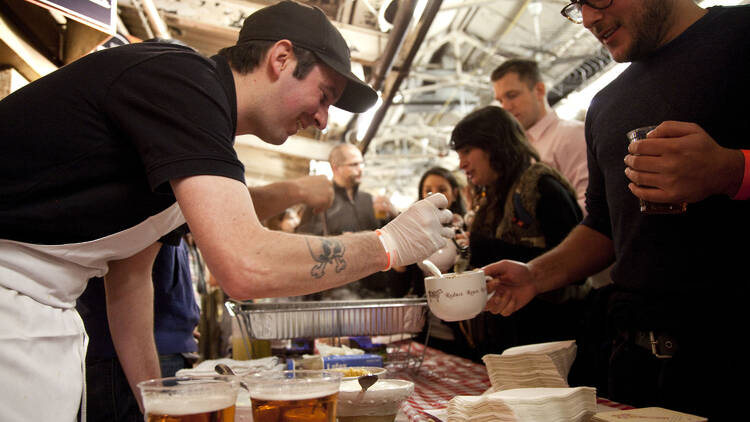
376;193;454;270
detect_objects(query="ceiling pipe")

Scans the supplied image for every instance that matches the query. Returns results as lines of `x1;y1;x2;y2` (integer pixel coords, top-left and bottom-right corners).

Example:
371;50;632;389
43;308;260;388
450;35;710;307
360;0;443;154
369;0;417;92
342;0;416;146
139;0;171;39
129;0;155;40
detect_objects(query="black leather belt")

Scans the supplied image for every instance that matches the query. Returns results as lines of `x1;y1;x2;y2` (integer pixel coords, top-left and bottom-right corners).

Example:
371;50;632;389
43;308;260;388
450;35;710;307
633;330;679;359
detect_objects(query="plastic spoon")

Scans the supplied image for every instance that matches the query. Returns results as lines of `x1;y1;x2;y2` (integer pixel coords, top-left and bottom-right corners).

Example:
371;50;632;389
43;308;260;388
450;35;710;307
421;259;443;278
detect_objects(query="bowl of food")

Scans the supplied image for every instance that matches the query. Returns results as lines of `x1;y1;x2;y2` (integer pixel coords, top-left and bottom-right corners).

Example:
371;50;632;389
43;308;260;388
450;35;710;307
329;366;387;381
336;378;414;422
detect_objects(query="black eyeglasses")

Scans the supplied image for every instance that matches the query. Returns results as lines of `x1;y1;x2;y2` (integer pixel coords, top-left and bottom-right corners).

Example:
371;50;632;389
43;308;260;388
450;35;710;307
560;0;614;24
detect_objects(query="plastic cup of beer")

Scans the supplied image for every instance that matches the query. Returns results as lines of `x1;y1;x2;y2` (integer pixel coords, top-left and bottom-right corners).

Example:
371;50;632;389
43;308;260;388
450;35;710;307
626;125;687;214
137;375;238;422
244;369;342;422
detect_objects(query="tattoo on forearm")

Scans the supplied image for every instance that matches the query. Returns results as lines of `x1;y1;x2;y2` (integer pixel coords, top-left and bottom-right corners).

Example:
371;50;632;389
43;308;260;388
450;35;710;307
305;238;347;278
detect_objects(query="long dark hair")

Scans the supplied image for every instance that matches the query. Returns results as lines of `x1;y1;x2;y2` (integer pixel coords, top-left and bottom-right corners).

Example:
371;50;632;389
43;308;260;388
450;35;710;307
450;106;539;201
450;106;539;234
417;166;466;215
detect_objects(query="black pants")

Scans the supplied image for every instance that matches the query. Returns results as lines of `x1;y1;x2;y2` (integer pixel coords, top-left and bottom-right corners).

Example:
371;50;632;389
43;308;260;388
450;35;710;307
607;330;740;421
84;356;142;422
83;354;190;422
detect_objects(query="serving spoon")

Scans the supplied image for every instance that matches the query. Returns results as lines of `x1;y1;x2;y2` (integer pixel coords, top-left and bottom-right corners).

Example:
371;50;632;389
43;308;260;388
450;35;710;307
215;363;250;392
421;259;443;278
358;374;378;392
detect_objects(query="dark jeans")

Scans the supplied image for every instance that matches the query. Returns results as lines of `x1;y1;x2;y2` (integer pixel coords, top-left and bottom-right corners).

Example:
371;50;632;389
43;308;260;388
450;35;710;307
84;354;189;422
607;330;740;421
84;356;142;422
159;353;189;377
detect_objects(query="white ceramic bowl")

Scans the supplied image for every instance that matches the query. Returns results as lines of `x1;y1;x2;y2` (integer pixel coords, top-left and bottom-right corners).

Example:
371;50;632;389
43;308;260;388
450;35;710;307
337;379;414;422
424;269;491;321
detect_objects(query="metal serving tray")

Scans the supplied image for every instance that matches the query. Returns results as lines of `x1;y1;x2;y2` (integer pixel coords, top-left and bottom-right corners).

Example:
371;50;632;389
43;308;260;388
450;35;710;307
225;298;427;340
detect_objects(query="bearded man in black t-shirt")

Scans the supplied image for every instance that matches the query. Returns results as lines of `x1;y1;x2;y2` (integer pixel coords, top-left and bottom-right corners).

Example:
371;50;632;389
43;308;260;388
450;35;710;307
479;1;750;419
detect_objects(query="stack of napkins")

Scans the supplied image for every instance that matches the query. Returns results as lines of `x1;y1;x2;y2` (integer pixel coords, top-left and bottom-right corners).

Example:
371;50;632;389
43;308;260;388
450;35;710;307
447;387;597;422
591;407;708;422
482;340;577;392
444;341;595;421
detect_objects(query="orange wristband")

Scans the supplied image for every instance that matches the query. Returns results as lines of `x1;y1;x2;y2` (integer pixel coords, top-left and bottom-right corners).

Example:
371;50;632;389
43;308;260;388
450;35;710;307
375;230;392;271
733;150;750;200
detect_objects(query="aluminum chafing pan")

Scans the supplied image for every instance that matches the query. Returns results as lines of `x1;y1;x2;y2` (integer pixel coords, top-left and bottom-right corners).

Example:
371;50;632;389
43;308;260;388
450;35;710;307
226;298;427;340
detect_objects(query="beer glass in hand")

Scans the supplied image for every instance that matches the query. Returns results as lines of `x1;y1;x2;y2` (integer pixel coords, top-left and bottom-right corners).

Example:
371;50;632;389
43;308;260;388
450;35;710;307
245;370;342;422
627;125;688;214
138;375;239;421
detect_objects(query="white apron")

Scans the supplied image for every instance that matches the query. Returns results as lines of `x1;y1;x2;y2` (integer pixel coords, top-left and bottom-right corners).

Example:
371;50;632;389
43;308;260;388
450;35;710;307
0;203;185;422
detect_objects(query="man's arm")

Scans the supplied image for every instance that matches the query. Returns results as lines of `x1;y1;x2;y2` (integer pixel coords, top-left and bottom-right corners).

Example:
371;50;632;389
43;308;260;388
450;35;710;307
625;121;745;203
171;175;452;300
484;224;613;316
249;175;333;220
105;242;163;411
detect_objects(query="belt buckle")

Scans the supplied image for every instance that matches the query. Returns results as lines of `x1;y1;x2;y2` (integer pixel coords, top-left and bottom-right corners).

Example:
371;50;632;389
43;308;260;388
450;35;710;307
649;331;677;359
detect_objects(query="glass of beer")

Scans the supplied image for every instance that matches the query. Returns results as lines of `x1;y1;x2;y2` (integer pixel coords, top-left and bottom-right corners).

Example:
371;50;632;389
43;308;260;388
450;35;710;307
627;125;687;214
244;370;342;422
138;375;238;421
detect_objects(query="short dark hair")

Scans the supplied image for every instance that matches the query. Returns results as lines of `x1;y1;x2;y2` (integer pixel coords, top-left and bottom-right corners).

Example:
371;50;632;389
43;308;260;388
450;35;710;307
417;166;466;215
218;40;318;79
450;106;539;199
490;58;542;88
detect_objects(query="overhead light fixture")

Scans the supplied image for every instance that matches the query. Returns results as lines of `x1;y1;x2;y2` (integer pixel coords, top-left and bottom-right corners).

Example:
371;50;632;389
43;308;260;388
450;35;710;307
378;0;399;32
528;0;542;16
378;0;429;32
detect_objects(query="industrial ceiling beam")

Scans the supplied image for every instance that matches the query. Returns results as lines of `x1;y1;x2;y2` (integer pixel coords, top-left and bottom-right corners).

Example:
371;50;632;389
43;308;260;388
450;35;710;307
368;0;417;92
359;0;443;154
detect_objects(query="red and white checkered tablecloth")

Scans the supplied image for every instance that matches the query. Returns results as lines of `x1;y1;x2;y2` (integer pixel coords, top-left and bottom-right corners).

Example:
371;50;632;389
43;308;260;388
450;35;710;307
385;341;634;422
387;341;491;421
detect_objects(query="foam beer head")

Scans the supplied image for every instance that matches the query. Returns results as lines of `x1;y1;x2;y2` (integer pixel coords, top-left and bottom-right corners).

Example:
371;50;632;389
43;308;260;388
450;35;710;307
138;375;239;420
244;370;341;397
145;393;236;416
247;370;341;422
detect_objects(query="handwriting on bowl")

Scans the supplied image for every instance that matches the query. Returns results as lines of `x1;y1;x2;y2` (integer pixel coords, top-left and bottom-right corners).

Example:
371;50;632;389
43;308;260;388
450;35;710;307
427;289;444;302
428;287;486;302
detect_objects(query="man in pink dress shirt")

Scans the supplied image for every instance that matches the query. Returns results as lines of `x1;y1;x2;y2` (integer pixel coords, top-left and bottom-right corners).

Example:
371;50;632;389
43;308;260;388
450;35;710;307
491;59;588;214
491;59;611;391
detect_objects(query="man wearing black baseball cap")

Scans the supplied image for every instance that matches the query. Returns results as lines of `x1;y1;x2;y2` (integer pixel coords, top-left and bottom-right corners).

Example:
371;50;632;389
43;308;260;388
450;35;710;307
232;0;377;113
218;0;378;144
0;1;453;420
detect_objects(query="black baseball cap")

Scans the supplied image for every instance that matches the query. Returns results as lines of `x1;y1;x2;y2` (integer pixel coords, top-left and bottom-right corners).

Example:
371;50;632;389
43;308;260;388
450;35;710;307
237;0;378;113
